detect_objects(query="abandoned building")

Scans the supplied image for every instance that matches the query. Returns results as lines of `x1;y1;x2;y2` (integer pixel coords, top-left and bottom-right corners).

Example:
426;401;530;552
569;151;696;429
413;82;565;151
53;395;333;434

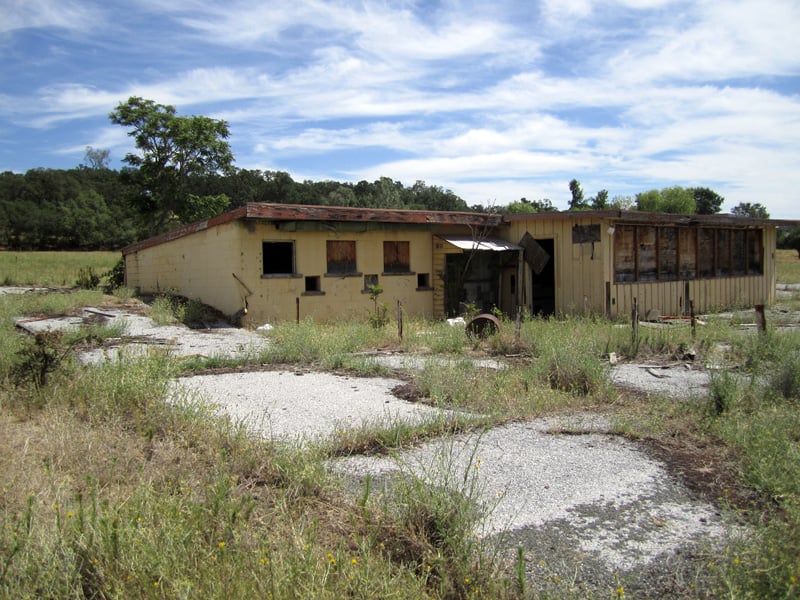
121;203;790;325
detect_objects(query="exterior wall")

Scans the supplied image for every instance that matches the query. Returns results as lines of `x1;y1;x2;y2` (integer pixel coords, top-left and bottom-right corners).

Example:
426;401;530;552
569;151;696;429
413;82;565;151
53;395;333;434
607;226;777;318
125;221;243;316
505;217;607;316
124;208;780;325
236;222;437;325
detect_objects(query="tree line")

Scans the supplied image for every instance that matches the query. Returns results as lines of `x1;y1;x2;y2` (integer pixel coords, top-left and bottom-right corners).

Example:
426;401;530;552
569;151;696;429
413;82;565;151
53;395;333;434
0;96;788;251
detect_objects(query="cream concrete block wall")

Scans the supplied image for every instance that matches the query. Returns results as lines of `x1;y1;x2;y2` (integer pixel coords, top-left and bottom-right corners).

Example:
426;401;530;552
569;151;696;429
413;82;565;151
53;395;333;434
126;222;243;317
236;222;436;324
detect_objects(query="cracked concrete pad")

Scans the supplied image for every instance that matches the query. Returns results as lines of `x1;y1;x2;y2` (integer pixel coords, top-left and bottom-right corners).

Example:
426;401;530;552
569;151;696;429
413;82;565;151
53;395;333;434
175;370;453;442
332;419;733;577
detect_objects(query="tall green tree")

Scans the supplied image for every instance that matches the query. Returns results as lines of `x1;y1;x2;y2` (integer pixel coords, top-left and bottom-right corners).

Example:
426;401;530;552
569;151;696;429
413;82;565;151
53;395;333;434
110;97;234;234
635;186;696;213
590;189;609;209
731;202;770;218
691;186;724;214
568;179;588;210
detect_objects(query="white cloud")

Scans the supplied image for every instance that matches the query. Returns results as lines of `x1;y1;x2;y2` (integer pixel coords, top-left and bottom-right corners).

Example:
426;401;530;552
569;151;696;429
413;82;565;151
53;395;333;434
0;0;102;33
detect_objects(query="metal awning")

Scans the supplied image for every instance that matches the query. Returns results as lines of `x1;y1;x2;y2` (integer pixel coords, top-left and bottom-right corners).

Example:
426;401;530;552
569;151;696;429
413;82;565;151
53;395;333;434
438;235;522;252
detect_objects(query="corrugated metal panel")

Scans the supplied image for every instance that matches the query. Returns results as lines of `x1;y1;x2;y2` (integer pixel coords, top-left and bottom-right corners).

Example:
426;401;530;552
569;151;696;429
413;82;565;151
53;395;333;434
438;235;521;252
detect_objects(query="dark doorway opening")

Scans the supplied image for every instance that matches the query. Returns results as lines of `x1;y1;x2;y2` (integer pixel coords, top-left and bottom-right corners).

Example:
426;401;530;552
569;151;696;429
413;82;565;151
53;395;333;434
444;250;518;317
530;238;555;316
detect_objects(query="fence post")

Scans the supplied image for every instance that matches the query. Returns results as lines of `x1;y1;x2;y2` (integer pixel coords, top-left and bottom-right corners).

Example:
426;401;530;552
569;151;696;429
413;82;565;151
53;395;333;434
397;300;403;341
754;304;766;333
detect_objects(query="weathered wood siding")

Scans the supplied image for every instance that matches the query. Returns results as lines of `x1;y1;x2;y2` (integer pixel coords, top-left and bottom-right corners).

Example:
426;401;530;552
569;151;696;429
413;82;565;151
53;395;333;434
506;217;607;316
607;225;776;318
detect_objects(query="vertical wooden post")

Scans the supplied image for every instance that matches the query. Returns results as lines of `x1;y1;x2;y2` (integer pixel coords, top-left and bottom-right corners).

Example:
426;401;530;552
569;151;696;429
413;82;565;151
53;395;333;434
296;297;300;324
515;305;522;347
754;304;766;333
631;297;639;352
690;299;696;340
397;300;403;341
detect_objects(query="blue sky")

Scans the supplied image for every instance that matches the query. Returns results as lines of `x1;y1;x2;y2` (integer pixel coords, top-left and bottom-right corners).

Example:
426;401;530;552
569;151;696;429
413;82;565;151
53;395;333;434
1;0;799;218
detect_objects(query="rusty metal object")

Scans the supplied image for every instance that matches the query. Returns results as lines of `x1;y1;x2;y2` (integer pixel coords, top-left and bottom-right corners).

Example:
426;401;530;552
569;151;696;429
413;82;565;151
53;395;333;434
466;313;502;338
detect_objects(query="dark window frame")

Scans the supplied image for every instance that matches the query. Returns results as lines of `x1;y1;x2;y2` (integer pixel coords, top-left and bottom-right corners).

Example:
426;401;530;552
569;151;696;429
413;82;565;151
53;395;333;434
262;241;297;277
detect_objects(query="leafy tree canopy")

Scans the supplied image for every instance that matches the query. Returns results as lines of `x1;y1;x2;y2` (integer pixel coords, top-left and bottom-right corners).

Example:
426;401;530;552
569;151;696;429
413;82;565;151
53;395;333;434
691;186;724;214
110;97;234;234
502;197;558;214
635;186;696;214
731;202;770;219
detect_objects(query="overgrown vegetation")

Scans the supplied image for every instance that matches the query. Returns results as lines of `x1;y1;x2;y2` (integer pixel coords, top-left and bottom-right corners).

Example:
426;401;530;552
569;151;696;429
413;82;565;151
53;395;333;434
1;252;799;597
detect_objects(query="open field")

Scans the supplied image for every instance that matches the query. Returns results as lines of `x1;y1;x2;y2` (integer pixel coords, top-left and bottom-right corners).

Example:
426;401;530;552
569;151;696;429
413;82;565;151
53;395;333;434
1;252;799;598
776;248;800;284
0;251;120;287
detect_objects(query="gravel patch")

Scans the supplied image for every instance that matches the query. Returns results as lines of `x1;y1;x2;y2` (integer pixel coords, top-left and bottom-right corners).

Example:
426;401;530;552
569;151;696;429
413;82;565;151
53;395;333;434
175;370;452;442
610;363;711;398
331;417;733;591
13;306;269;363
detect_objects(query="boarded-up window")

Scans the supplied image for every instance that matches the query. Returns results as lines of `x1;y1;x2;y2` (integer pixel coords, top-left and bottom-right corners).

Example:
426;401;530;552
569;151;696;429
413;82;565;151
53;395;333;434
658;227;678;280
748;230;763;274
731;229;747;275
383;241;410;273
326;240;357;274
698;229;715;278
716;229;731;276
614;225;636;282
678;228;696;279
638;226;657;282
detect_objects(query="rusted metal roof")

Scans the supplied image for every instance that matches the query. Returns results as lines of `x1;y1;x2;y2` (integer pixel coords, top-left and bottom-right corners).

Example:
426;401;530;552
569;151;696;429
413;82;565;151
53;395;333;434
122;203;794;255
122;203;502;254
505;209;799;227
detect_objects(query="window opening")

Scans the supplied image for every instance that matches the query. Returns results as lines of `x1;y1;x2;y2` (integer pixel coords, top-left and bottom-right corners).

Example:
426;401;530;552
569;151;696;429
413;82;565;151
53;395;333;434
263;241;294;275
363;274;379;291
304;276;321;293
417;273;431;289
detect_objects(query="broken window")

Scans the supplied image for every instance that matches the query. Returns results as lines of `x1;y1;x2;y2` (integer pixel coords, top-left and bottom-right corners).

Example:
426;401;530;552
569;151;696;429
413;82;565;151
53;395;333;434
716;229;731;276
698;229;715;278
614;225;636;283
326;240;357;275
747;230;763;274
262;241;295;275
658;227;678;281
363;274;378;291
678;228;697;279
731;229;747;275
637;226;657;282
383;241;411;273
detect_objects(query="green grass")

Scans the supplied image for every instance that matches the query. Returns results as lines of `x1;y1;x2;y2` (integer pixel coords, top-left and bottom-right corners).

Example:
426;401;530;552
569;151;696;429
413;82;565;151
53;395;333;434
0;251;121;287
1;251;800;597
776;248;800;284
